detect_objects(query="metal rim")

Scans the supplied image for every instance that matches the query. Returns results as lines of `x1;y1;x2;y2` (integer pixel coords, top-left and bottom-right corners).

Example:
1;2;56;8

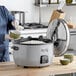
46;19;70;56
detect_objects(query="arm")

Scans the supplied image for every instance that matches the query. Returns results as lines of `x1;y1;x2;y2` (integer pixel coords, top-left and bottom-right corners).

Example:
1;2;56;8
3;6;23;30
3;7;24;30
3;6;15;30
3;6;23;40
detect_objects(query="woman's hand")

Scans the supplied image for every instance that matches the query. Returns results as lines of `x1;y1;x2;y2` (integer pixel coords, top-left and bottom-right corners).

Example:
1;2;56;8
11;20;24;30
5;34;13;40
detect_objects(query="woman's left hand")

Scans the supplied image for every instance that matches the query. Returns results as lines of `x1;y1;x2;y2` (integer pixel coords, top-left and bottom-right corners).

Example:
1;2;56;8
5;34;13;40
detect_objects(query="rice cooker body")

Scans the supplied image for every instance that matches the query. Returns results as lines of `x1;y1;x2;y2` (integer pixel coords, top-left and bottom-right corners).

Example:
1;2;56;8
13;43;54;67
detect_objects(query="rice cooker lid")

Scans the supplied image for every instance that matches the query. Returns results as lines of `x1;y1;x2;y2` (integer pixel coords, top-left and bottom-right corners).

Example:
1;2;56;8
46;19;70;56
20;40;45;45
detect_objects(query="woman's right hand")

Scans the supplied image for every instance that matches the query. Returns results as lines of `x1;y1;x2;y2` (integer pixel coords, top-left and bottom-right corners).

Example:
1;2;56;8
12;21;24;30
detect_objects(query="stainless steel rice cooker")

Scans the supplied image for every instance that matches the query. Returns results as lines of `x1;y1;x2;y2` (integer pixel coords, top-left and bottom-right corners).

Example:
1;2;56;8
12;37;54;67
12;19;70;67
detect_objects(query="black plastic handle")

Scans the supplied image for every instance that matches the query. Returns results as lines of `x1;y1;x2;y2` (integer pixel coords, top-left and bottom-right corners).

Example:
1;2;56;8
11;46;19;51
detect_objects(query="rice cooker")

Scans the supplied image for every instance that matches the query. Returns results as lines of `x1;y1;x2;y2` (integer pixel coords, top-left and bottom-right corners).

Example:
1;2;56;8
12;19;70;67
12;37;53;67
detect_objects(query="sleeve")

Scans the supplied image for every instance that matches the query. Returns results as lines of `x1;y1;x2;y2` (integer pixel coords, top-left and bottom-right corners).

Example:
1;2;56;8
3;6;15;22
0;34;5;44
2;6;16;31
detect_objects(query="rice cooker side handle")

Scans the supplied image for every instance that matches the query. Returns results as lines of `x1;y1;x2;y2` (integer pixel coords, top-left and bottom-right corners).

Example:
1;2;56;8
11;46;19;51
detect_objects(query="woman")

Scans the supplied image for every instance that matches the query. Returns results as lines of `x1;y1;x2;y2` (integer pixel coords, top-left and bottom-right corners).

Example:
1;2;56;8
0;6;22;62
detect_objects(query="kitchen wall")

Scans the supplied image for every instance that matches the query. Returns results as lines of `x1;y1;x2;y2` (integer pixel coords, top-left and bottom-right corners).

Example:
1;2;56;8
33;4;76;25
0;0;34;22
0;0;76;24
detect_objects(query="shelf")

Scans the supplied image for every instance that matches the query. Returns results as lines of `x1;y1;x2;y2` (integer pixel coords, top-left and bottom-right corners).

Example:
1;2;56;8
35;3;58;7
35;3;76;7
